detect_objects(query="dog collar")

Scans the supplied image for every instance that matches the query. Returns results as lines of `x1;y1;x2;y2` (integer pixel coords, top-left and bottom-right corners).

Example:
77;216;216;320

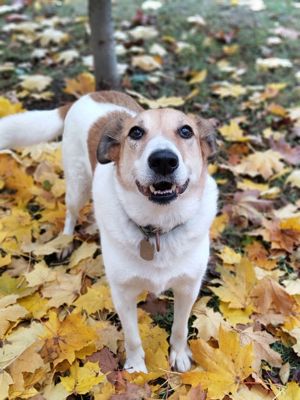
137;223;180;261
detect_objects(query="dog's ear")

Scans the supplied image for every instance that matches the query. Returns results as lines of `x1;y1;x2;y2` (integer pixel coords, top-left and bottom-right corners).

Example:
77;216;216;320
97;134;120;164
96;112;127;164
193;116;219;160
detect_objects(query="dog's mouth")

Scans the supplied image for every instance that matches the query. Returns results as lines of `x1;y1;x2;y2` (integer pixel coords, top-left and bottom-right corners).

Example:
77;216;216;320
136;179;189;204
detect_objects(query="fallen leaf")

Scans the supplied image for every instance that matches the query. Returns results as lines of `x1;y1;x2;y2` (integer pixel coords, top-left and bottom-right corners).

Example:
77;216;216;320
0;322;44;369
182;327;253;399
42;271;82;308
256;57;293;70
187;15;206;26
41;311;97;366
0;371;13;400
131;55;162;71
56;49;79;65
38;28;69;46
286;169;300;188
61;361;105;395
0;97;24;117
74;284;114;314
251;277;295;315
0;295;28;337
188;70;207;84
129;26;158;40
210;258;257;309
239;327;282;370
20;74;52;92
192;301;229;341
232;150;284;179
218;246;242;264
212;82;247;98
218;120;249;142
64;72;95;98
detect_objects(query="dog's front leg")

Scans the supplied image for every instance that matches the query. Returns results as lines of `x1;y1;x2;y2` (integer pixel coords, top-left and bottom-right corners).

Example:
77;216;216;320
170;280;202;372
110;284;147;373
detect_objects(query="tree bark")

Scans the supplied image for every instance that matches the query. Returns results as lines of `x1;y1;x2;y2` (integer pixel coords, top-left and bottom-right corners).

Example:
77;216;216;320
88;0;119;90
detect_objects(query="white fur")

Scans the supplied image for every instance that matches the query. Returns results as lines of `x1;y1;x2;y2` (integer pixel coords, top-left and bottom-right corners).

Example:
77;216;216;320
0;109;63;149
0;93;218;373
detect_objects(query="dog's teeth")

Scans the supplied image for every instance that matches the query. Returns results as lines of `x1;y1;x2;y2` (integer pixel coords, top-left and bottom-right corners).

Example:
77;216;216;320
171;184;176;191
149;185;155;193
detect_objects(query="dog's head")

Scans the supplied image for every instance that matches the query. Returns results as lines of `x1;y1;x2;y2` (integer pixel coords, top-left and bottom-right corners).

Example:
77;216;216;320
96;108;217;205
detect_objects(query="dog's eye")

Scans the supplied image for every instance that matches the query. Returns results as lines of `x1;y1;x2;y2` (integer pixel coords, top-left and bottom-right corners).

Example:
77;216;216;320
178;125;194;139
128;126;145;140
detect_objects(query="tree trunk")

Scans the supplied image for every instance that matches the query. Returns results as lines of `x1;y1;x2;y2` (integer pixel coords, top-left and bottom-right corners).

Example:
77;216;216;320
88;0;119;90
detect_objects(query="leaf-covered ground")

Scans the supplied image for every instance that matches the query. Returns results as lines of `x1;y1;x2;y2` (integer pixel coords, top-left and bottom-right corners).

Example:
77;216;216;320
0;0;300;399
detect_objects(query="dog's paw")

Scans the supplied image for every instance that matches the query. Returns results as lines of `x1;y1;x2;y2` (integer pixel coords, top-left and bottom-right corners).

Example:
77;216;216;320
124;347;147;373
124;358;148;373
56;242;74;261
170;346;192;372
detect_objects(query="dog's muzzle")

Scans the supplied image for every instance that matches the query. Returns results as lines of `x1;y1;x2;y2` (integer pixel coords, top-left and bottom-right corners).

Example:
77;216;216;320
136;179;189;204
136;150;189;204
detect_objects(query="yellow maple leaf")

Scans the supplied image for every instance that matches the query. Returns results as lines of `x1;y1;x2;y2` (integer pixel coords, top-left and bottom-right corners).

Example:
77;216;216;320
213;83;247;98
74;284;114;314
188;69;207;84
219;303;253;325
182;326;253;399
210;213;229;240
0;154;35;205
41;311;97;366
64;72;95;98
0;97;24;117
93;381;115;400
0;295;28;337
1;207;39;244
280;215;300;232
68;241;99;269
219;120;249;142
233;150;285;179
18;292;49;319
274;382;300;400
141;95;185;108
218;246;242;265
61;361;105;395
211;258;257;309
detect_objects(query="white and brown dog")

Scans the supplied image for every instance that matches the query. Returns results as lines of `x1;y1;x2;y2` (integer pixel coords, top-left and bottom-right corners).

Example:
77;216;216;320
0;91;218;373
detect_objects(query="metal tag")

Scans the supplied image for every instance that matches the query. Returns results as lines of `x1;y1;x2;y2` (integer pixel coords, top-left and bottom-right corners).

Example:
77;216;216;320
140;238;155;261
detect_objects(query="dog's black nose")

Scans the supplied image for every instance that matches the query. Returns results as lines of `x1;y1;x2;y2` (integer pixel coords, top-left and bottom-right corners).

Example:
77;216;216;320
148;150;179;175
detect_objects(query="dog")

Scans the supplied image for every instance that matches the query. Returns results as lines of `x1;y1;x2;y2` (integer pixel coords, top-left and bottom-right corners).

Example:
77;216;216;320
0;91;218;373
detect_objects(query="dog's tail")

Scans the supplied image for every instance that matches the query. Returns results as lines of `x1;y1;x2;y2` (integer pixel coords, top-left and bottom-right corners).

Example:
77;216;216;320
0;104;72;149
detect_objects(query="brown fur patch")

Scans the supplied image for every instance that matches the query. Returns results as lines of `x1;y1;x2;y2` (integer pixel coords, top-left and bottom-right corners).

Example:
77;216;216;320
90;91;143;113
192;115;218;161
88;111;131;171
58;103;73;120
